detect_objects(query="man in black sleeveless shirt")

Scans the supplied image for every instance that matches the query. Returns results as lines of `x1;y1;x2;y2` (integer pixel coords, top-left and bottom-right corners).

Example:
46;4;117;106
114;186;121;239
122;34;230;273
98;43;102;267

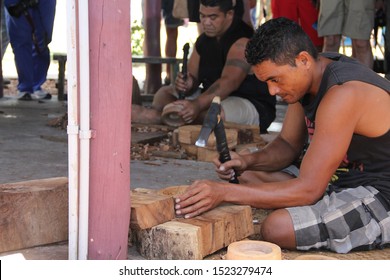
174;18;390;253
132;0;276;134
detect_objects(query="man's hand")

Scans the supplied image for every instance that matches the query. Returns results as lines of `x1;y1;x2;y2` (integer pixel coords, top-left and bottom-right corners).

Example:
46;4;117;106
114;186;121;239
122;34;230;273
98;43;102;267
175;72;194;95
213;151;247;181
173;99;201;124
174;180;228;218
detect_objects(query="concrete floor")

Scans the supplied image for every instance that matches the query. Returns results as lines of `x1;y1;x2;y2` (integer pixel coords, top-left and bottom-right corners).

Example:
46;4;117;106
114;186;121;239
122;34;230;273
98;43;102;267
0;96;68;184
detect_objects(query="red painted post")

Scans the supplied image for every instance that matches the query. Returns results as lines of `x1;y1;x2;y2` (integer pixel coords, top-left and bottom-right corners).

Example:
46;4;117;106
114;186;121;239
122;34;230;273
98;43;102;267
88;0;131;260
0;0;3;99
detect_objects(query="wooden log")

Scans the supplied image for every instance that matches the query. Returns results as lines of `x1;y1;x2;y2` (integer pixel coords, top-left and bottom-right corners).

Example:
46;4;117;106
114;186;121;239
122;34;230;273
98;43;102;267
197;147;219;162
130;191;175;229
224;122;263;144
135;220;203;260
133;203;254;259
178;125;237;148
178;125;238;161
0;177;68;253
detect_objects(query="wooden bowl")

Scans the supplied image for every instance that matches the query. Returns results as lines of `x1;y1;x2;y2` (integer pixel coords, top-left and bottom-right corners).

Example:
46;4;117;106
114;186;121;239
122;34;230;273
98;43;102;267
161;103;185;127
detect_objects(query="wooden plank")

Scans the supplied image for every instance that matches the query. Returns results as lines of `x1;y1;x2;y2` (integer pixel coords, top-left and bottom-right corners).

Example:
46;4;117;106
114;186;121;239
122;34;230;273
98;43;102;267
0;177;68;253
130;191;175;229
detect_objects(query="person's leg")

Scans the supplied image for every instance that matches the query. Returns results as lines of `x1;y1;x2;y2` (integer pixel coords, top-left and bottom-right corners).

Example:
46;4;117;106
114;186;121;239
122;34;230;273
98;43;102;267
151;84;178;111
221;96;260;125
131;104;162;124
385;0;390;78
343;0;375;68
32;0;56;92
162;0;182;84
131;84;178;124
261;209;296;249
317;0;343;52
1;4;10;59
351;39;373;68
322;34;342;52
164;26;178;84
283;186;389;253
5;7;34;94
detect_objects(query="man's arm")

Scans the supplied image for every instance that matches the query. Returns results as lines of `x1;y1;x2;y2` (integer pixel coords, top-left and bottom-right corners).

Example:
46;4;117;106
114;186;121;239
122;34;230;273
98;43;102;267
196;37;251;112
245;103;307;171
175;85;363;217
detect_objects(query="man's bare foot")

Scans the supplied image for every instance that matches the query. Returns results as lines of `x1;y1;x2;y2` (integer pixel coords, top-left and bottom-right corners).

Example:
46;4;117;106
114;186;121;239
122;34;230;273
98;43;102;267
131;104;162;124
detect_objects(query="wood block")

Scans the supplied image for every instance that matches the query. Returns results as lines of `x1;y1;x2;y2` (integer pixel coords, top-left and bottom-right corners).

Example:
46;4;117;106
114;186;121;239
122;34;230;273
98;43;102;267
133;203;254;259
0;177;68;253
130;191;175;229
135;220;203;260
234;142;266;154
197;147;219;162
178;125;238;148
180;143;198;157
225;122;262;144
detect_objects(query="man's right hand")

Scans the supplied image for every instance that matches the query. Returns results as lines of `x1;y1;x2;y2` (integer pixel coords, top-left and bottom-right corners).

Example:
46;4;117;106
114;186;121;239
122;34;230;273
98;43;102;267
213;151;247;181
175;72;194;96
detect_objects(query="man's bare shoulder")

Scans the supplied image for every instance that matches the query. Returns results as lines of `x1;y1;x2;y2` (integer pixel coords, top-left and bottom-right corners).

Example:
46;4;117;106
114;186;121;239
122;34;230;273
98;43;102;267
318;81;390;137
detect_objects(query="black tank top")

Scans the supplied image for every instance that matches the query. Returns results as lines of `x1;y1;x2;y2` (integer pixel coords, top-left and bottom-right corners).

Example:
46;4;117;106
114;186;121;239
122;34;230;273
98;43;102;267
195;17;276;132
302;53;390;200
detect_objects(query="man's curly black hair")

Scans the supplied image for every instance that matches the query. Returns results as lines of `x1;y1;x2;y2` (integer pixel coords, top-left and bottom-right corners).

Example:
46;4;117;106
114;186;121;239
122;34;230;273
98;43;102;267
245;17;318;67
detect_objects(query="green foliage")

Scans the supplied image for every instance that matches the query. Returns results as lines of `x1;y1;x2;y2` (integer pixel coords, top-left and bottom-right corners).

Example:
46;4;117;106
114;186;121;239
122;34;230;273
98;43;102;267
131;20;144;56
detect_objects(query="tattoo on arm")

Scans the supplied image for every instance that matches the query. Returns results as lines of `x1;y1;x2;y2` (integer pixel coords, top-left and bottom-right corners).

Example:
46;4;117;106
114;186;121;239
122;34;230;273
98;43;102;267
225;59;251;72
205;82;220;95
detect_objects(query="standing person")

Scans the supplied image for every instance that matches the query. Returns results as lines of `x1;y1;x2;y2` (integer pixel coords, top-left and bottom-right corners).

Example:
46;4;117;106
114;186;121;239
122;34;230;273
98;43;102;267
132;0;276;134
4;0;56;100
162;0;184;85
1;0;9;59
377;0;390;79
317;0;375;68
271;0;323;51
174;17;390;254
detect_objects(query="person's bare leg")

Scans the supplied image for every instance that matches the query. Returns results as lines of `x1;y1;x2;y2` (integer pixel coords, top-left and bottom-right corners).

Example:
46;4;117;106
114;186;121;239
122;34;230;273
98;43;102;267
322;34;342;52
131;104;162;124
165;26;178;84
152;85;178;111
352;39;373;68
131;85;178;124
261;209;296;249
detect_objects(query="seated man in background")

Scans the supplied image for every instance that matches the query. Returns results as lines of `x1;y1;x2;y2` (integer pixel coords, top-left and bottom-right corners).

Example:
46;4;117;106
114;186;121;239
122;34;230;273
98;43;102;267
174;17;390;254
132;0;276;134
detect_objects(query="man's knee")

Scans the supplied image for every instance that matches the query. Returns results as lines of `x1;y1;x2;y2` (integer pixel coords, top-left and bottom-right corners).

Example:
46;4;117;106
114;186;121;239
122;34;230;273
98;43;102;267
352;39;371;53
261;209;296;250
152;85;177;111
323;35;341;52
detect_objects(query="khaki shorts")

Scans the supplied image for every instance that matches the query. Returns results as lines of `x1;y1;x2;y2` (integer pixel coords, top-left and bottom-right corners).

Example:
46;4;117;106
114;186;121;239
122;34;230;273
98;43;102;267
221;96;260;126
180;89;260;126
317;0;375;40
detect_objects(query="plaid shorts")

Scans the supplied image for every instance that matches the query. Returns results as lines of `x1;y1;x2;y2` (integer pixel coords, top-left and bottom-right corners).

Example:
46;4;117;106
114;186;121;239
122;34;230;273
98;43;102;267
286;186;390;253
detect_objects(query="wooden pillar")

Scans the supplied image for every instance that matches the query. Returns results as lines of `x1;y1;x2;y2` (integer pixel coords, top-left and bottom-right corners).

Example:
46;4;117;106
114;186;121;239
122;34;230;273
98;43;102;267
88;0;131;260
0;0;3;99
143;0;161;94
